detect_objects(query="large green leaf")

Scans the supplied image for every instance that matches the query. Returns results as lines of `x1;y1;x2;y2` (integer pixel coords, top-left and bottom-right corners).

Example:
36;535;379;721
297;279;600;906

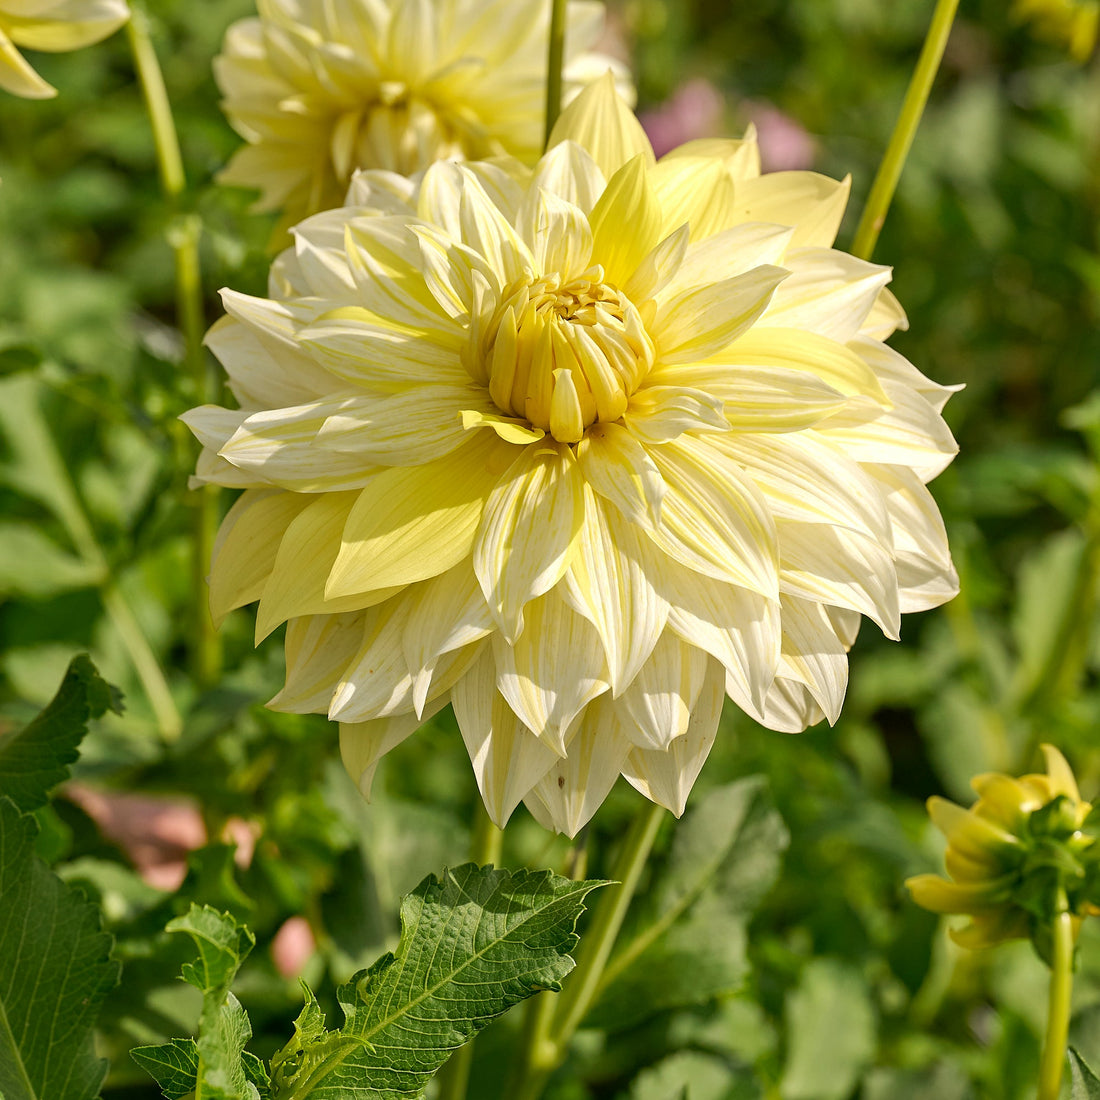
0;653;122;813
590;777;788;1028
0;795;120;1100
271;863;604;1099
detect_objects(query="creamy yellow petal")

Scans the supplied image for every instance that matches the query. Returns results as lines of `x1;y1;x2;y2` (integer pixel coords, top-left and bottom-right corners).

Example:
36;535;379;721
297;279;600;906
451;649;560;826
774;597;849;725
588;154;665;288
516;186;593;281
757;675;827;733
648;436;780;598
530;139;607;216
759;247;891;342
1041;744;1081;803
654;265;788;365
3;0;127;51
621;656;725;816
492;589;609;755
548;69;654;180
0;28;55;96
847;335;962;414
561;486;669;694
905;873;1012;915
777;521;901;640
326;432;511;599
862;286;909;340
460;408;546;444
727;171;850;248
339;700;446;799
622;385;730;444
255;491;402;640
523;692;633;837
209;488;312;625
621;223;690;302
927;796;1021;858
617;631;708;751
402;564;494;716
328;599;414;721
656;223;793;302
649;152;735;240
269;611;365;712
576;421;666;528
474;440;584;641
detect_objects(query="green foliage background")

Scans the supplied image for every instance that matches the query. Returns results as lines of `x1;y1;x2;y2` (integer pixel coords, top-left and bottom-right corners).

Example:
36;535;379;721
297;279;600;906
1;0;1099;1097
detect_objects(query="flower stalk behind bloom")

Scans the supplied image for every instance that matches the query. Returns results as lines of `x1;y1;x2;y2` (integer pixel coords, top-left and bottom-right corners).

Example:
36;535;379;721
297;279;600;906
0;0;129;98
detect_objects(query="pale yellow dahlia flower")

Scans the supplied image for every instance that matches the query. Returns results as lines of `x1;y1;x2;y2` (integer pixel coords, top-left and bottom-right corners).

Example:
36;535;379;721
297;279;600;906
0;0;128;98
215;0;627;229
184;76;960;836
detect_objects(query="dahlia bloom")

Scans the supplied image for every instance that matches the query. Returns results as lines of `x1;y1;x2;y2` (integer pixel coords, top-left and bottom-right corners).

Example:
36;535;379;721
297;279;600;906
908;746;1099;950
215;0;626;229
0;0;128;99
185;76;959;836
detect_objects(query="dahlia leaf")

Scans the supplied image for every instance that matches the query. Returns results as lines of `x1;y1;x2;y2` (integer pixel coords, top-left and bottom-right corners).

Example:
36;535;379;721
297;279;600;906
0;653;122;813
131;905;262;1100
1071;1048;1100;1099
270;863;605;1099
0;795;120;1100
590;777;788;1027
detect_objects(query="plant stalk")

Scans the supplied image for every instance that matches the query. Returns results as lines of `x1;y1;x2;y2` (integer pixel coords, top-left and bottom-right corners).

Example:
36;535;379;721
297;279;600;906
127;5;222;688
1038;892;1075;1100
850;0;960;261
510;801;666;1100
543;0;568;147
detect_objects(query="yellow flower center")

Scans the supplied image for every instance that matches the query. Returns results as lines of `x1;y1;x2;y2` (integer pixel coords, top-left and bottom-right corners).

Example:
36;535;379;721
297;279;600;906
333;86;465;180
481;266;655;443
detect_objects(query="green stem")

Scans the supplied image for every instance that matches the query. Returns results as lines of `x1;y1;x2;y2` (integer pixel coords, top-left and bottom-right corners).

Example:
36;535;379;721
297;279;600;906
435;803;505;1100
127;6;222;688
1038;893;1075;1100
510;801;666;1100
543;0;568;147
850;0;960;261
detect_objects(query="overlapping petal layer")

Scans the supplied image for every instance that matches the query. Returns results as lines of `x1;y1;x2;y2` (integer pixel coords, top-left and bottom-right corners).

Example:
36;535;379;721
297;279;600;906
0;0;127;98
189;77;960;835
215;0;628;228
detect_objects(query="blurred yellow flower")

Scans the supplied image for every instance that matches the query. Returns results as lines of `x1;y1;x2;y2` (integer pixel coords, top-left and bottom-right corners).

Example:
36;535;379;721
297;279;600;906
908;745;1098;950
215;0;628;229
1012;0;1098;61
0;0;128;98
185;76;959;835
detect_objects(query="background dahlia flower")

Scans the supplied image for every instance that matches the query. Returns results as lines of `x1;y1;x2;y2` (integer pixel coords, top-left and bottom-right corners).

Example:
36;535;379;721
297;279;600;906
215;0;627;229
0;0;128;98
185;76;960;836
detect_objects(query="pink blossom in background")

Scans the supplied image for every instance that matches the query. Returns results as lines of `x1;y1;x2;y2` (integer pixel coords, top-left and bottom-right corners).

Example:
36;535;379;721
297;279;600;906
272;915;316;978
639;77;725;156
223;816;261;868
746;101;817;171
67;784;206;891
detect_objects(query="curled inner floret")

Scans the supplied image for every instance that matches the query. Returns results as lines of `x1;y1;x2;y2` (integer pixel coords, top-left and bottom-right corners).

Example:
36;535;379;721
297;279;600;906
477;266;655;443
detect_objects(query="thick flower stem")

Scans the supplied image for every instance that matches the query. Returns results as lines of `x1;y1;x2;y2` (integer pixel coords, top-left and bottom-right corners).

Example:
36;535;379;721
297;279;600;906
543;0;568;147
850;0;960;261
510;801;666;1100
1038;893;1075;1100
435;804;505;1100
127;6;222;688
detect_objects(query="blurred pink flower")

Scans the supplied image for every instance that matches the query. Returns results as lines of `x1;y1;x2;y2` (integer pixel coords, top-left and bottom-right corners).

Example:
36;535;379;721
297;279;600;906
67;784;206;891
746;101;816;171
639;78;725;157
272;915;316;978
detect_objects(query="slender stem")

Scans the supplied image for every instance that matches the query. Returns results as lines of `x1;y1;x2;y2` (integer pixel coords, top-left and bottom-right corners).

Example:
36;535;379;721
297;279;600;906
850;0;960;261
543;0;568;147
127;6;222;688
1038;893;1075;1100
435;803;506;1100
510;801;666;1100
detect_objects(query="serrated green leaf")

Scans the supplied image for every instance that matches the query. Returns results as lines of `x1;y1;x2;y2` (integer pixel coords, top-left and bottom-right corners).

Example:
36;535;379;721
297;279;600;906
130;1039;200;1099
591;777;788;1027
0;795;120;1100
1072;1048;1100;1099
0;653;122;813
167;903;255;997
272;863;605;1099
133;907;261;1100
